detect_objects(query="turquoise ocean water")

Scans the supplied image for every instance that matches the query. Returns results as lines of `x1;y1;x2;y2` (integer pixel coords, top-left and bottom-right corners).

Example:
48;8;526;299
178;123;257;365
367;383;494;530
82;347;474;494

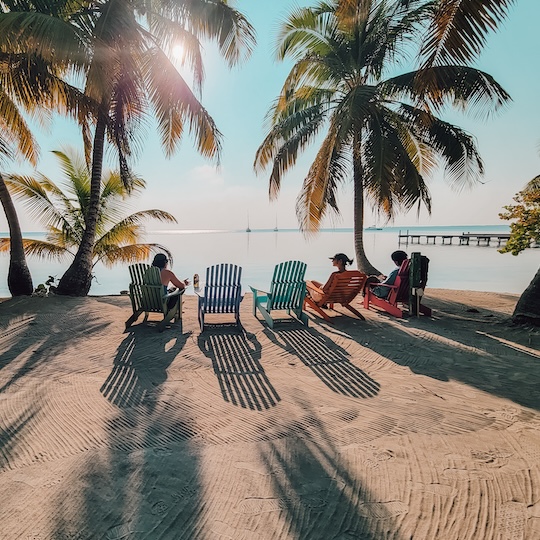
0;225;538;297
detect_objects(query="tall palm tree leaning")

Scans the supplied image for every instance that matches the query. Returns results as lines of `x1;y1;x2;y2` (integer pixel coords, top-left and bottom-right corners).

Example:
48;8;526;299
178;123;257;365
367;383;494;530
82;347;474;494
1;0;255;296
1;149;177;274
0;46;89;295
0;89;37;295
254;0;511;275
57;0;255;296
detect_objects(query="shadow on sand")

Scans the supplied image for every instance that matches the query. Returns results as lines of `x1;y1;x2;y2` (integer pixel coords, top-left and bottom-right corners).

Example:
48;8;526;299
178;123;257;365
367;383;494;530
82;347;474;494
198;326;280;410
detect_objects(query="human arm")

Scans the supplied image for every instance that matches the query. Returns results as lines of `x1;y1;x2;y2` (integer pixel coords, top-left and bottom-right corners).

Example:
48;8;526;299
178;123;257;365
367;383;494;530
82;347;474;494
380;268;399;286
161;268;188;290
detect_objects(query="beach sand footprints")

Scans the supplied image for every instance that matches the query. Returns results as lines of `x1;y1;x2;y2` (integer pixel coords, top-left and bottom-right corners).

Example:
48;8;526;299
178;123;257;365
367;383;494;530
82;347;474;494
357;500;409;519
497;501;528;540
235;494;327;516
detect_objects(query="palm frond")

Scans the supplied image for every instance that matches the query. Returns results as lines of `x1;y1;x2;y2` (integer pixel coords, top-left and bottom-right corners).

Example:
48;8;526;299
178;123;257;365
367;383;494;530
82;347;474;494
0;85;39;164
95;243;173;268
0;237;71;261
382;66;511;118
296;120;349;233
170;0;255;66
144;47;222;160
396;103;483;191
420;0;516;67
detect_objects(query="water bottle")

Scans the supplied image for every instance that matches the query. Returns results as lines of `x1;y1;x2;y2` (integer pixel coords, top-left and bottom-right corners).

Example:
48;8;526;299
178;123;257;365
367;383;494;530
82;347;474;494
193;273;199;288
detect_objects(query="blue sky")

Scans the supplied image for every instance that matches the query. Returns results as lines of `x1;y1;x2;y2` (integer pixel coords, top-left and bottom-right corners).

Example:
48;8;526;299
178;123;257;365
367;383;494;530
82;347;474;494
2;0;539;233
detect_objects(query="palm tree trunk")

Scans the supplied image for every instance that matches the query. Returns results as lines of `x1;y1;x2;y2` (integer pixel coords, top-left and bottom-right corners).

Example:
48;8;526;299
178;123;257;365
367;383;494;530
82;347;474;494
352;131;380;276
512;266;540;326
0;174;33;296
56;113;106;296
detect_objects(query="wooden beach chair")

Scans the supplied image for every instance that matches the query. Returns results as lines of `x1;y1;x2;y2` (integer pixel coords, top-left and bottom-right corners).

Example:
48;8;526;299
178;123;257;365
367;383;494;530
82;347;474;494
125;263;182;331
363;257;432;318
250;260;309;328
197;263;243;332
304;270;367;322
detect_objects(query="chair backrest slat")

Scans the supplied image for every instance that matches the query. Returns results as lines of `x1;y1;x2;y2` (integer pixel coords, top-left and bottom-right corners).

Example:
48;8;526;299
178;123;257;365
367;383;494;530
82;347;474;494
325;270;366;304
391;260;410;303
267;260;307;311
203;263;242;314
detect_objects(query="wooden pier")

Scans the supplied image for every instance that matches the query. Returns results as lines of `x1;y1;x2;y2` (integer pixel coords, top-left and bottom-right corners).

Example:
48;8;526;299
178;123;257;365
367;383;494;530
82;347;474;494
398;231;511;247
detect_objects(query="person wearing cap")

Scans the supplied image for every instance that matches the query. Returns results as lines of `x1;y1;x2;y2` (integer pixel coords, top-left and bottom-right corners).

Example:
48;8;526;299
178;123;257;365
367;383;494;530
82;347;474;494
151;253;189;293
367;250;408;299
306;253;354;303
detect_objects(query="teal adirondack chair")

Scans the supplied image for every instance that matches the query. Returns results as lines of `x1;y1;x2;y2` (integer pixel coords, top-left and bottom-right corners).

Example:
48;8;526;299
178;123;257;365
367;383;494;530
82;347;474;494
125;263;182;331
197;263;243;331
250;260;308;328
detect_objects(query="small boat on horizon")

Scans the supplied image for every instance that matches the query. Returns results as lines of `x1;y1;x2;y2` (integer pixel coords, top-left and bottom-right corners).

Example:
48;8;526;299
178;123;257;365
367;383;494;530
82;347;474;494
366;224;383;230
246;213;251;233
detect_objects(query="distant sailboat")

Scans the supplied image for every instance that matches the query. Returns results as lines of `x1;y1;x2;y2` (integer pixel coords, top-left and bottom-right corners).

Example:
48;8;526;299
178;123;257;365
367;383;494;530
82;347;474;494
366;222;382;230
246;213;251;233
273;216;278;232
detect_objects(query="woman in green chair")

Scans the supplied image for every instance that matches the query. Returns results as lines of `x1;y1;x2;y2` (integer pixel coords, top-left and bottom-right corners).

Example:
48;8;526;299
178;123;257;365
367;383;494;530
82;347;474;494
151;253;189;307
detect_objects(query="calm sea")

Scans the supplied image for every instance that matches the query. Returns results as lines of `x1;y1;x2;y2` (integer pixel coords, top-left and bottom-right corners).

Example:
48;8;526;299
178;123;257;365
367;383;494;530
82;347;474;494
1;225;537;297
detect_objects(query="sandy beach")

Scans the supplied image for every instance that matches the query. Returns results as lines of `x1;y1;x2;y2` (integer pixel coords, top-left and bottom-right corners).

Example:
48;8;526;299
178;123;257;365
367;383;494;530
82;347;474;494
1;290;539;540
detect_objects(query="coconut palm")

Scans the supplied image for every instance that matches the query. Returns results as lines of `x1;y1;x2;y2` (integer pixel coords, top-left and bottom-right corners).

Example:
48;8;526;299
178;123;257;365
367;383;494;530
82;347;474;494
0;45;91;295
0;0;255;295
0;149;177;274
254;0;510;274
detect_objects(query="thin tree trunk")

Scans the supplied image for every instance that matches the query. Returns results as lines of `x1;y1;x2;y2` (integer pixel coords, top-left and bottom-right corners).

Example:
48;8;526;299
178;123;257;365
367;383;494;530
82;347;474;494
0;174;33;296
512;266;540;326
353;131;380;276
56;113;106;296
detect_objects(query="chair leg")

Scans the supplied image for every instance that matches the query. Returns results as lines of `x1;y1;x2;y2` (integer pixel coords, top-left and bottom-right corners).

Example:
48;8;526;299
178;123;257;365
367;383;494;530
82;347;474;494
158;307;178;332
125;309;143;330
343;303;365;321
304;297;331;322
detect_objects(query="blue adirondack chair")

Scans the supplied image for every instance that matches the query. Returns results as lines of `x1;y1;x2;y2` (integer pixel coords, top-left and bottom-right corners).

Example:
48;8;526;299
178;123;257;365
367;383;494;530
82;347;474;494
250;260;308;328
197;263;243;331
125;263;183;331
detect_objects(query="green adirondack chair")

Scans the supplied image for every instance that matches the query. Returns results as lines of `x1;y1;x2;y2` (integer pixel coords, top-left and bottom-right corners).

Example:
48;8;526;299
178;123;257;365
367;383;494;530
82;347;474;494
125;263;183;331
250;260;309;328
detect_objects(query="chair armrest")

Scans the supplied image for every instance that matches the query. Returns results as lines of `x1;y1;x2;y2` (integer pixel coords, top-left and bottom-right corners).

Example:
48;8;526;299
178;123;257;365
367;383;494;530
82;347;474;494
367;282;397;290
250;286;270;298
163;289;183;300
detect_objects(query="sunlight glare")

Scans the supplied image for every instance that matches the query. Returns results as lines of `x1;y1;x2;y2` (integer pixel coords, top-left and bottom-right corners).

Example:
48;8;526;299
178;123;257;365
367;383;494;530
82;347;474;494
172;44;185;62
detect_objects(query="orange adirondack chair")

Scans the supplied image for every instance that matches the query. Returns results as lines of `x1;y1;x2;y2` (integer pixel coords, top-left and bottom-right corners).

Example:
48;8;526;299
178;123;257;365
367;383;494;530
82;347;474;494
304;270;367;322
363;259;432;318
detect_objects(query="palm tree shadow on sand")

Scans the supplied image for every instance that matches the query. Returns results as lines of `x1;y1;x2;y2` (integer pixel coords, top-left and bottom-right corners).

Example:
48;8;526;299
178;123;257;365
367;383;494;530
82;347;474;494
255;397;405;540
198;326;280;410
264;326;380;398
50;323;207;539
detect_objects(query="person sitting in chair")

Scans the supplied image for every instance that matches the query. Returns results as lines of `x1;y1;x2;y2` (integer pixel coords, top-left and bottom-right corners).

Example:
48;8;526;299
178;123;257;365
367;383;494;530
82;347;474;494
151;253;189;310
306;253;353;303
366;250;408;299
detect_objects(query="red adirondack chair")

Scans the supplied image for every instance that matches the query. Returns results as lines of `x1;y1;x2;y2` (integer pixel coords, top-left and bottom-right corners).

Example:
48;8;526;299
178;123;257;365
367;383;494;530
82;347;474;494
363;259;431;318
304;270;367;322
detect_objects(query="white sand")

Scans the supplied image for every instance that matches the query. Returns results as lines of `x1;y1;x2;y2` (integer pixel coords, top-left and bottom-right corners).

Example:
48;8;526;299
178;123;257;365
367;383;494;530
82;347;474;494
0;290;539;539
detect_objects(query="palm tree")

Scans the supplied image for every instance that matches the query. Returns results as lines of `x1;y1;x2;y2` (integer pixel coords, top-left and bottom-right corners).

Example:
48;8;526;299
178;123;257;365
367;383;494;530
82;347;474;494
254;0;510;274
1;149;177;276
0;2;96;296
0;85;37;295
0;0;255;295
0;48;87;296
